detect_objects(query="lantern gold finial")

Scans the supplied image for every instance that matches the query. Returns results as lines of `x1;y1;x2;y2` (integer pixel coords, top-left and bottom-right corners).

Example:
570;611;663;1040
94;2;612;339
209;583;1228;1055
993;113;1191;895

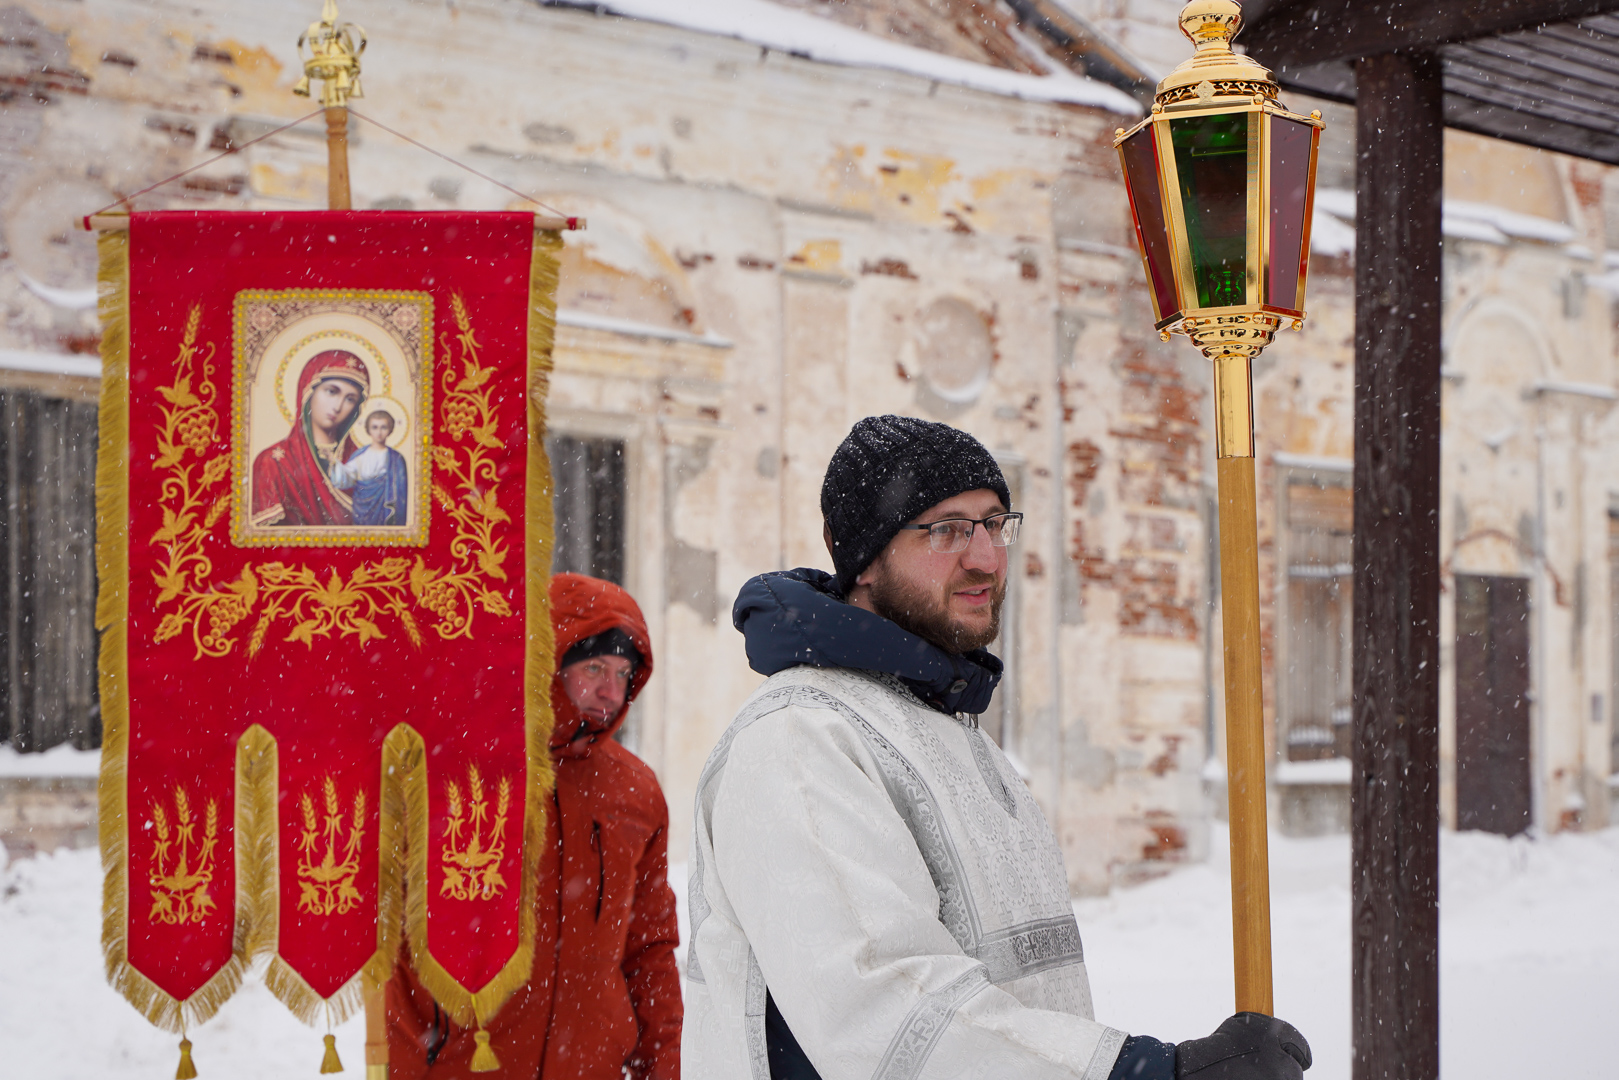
1156;1;1276;106
1178;0;1242;48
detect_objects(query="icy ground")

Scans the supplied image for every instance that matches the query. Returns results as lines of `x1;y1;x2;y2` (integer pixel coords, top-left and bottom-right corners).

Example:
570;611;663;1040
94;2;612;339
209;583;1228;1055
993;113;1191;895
3;825;1616;1079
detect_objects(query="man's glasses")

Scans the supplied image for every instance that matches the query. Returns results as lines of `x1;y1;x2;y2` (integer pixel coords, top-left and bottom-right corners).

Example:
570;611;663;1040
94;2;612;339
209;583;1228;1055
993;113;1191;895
897;512;1023;554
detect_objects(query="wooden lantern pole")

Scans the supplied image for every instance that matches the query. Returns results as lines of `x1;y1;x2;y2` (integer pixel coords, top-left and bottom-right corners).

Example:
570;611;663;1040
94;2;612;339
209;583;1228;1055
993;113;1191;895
1113;0;1325;1017
1211;353;1273;1016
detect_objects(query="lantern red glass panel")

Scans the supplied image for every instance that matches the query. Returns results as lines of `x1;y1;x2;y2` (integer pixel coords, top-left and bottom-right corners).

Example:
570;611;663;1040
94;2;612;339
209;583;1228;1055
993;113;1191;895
1119;127;1180;323
1266;115;1320;315
1114;103;1322;332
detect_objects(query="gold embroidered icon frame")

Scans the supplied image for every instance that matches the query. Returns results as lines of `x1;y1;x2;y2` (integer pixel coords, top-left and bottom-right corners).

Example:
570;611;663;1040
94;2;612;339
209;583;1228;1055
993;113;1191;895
232;289;434;547
148;293;517;661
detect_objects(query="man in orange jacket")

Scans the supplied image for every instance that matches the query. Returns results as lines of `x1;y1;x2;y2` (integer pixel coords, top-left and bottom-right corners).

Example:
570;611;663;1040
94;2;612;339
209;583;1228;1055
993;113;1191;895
387;573;682;1079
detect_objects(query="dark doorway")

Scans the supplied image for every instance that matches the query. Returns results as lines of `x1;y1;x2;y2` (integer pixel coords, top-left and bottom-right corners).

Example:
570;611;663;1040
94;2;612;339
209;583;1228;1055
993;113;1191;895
546;434;626;585
1610;514;1619;785
1;389;101;752
1454;574;1532;835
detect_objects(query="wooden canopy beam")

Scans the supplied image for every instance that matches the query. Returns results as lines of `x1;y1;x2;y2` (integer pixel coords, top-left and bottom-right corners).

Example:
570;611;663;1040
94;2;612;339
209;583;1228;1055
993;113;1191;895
1243;0;1619;68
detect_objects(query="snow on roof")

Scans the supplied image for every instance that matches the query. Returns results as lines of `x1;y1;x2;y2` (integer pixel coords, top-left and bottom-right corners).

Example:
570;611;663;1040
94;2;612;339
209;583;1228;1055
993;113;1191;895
1310;207;1355;257
558;308;733;348
584;0;1142;115
1273;757;1353;785
0;349;101;378
19;272;97;311
1446;199;1577;245
1313;188;1580;252
0;742;100;779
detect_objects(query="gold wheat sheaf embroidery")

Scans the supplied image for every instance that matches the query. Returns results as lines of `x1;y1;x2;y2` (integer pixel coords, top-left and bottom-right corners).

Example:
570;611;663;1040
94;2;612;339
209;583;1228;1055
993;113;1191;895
148;296;513;658
295;777;367;917
147;785;220;925
440;765;511;902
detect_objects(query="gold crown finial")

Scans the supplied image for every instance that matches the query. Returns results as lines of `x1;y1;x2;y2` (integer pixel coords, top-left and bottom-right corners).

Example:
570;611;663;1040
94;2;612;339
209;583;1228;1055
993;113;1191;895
293;0;367;108
1156;0;1275;105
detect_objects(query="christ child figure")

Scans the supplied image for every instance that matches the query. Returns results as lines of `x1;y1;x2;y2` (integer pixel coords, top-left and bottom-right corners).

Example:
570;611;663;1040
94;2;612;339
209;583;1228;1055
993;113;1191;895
332;410;410;526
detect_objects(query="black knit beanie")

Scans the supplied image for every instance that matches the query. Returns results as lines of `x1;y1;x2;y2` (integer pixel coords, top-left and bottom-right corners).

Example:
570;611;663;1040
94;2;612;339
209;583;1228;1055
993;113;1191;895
821;415;1011;596
560;627;643;671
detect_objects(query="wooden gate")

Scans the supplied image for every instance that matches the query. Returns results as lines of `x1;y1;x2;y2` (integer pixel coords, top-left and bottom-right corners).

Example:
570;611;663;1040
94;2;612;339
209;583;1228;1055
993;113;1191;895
1454;573;1532;834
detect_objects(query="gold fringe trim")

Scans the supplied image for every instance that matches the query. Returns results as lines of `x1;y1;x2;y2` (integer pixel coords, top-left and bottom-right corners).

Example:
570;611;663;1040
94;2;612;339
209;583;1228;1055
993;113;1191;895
96;226;250;1033
254;719;391;1029
264;957;367;1028
397;226;561;1028
238;725;279;962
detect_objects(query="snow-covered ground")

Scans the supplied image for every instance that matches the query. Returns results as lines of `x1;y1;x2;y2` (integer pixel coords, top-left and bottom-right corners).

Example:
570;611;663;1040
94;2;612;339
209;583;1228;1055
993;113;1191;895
1074;825;1619;1080
3;824;1616;1078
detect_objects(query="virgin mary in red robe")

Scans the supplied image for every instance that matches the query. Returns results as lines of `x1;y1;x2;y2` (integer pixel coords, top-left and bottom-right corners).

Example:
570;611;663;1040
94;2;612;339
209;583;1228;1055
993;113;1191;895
250;349;371;529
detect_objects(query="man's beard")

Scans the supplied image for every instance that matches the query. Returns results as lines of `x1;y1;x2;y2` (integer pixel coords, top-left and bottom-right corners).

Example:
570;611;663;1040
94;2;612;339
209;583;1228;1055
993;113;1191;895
867;565;1005;655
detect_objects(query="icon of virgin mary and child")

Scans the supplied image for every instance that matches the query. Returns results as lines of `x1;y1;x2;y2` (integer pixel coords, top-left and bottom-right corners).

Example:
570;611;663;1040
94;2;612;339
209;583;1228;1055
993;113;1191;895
250;350;409;530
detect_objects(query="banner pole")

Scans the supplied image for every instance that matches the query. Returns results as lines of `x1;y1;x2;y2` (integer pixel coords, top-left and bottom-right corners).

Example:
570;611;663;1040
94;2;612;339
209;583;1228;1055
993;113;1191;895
297;0;377;1068
326;106;351;210
364;979;389;1080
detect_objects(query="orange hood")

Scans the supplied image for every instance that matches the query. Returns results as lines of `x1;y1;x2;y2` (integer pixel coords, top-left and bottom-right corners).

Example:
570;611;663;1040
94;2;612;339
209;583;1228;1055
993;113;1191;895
548;573;653;757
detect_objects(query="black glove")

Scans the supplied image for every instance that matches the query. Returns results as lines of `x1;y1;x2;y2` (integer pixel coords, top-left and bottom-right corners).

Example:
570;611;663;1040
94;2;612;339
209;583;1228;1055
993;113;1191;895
1175;1013;1312;1080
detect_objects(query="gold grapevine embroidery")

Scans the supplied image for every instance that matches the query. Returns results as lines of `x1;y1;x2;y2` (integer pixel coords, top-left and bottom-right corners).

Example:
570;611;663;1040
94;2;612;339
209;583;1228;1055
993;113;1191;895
147;295;514;657
295;777;366;917
147;784;220;925
440;764;511;902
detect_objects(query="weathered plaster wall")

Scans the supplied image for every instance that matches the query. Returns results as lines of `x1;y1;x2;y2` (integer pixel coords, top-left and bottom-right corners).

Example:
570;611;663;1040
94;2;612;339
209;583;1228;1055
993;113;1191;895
13;0;1614;890
0;0;1224;888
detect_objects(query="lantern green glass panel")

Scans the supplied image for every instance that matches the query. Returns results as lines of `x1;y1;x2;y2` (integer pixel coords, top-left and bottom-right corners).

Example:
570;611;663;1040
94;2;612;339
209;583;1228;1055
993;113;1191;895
1267;116;1317;314
1118;125;1180;323
1170;112;1250;309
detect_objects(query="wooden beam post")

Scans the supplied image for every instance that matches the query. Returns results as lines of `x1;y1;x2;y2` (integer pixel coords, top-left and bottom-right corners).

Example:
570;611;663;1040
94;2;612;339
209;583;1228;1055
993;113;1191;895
1352;49;1443;1080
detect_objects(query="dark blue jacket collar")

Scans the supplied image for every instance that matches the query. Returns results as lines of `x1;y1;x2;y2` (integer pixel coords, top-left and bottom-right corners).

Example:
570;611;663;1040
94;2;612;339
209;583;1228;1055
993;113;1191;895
732;568;1003;716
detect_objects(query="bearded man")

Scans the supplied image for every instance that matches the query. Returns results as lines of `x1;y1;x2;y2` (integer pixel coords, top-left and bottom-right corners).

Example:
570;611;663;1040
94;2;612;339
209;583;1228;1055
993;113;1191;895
684;416;1310;1080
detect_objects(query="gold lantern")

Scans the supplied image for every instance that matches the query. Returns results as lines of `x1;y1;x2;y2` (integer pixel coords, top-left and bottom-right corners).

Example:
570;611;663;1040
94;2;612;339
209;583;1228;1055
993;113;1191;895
1113;0;1324;1017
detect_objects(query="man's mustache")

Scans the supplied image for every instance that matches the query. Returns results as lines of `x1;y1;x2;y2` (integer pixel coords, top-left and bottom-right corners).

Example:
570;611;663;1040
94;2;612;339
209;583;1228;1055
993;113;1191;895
953;570;1001;590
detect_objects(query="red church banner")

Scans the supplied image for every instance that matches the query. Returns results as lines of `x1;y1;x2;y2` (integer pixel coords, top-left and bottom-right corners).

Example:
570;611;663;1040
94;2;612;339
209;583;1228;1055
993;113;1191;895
94;211;559;1048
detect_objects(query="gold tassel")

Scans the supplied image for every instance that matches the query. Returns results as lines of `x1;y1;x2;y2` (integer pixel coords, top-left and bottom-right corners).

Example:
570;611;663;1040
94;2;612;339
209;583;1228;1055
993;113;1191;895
469;1030;500;1073
320;1033;344;1074
175;1037;198;1080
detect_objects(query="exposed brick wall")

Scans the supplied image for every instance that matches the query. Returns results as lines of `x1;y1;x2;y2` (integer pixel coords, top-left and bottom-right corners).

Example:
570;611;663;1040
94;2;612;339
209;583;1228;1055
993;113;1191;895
1065;320;1203;641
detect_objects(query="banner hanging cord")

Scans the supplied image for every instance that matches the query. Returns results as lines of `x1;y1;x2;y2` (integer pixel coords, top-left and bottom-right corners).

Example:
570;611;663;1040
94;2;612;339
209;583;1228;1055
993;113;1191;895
82;107;578;228
346;110;574;224
84;108;325;223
